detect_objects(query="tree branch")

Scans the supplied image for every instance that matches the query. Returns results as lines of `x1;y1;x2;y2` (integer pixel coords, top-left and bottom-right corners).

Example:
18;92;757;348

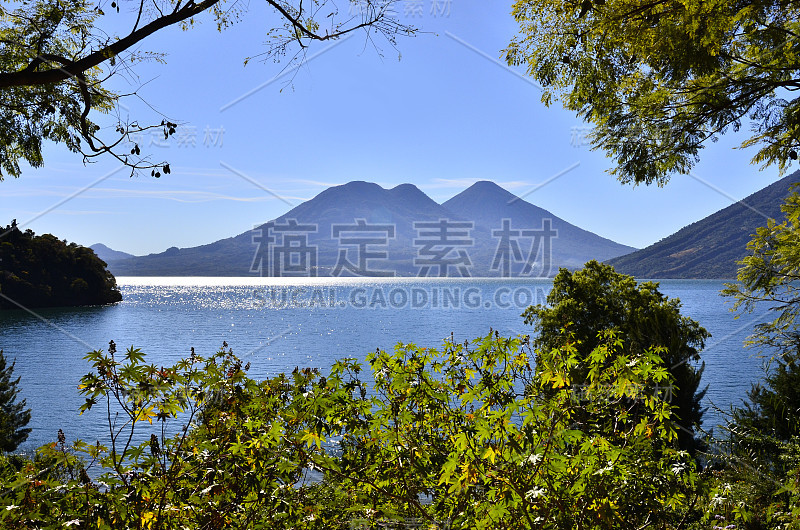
0;0;222;89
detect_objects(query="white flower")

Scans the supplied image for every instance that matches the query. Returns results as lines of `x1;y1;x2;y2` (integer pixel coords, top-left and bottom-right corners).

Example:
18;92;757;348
671;461;687;475
526;453;543;465
525;487;546;499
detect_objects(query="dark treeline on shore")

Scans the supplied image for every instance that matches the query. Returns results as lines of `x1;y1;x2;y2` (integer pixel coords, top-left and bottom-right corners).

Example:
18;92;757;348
0;221;122;310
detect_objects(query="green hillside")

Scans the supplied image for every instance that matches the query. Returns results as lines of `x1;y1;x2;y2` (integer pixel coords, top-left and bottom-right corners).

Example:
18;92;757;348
608;172;800;279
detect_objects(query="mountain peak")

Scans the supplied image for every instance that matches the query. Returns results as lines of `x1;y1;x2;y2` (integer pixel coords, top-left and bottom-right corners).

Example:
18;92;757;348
339;180;383;191
390;183;420;192
107;179;634;276
442;180;635;266
389;183;430;202
468;180;506;189
466;179;516;192
90;243;135;262
454;180;521;205
443;181;530;217
310;180;387;206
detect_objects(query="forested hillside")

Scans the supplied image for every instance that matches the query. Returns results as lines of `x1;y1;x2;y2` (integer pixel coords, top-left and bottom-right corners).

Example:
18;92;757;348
0;222;122;309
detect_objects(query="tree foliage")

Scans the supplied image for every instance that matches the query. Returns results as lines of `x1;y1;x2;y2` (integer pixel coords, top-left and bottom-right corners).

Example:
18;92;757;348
712;188;800;527
0;333;704;528
0;221;122;309
707;357;800;529
0;349;31;453
723;189;800;360
730;352;800;465
506;0;800;185
740;354;800;440
523;261;710;453
0;0;413;179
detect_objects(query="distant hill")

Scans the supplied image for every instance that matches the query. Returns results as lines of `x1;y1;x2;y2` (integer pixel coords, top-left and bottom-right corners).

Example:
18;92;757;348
443;181;635;273
0;223;122;309
108;180;636;277
109;181;462;276
263;181;466;276
90;243;135;263
608;171;800;279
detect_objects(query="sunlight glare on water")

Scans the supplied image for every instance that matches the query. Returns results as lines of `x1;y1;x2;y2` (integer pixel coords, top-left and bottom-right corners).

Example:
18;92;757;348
0;277;769;451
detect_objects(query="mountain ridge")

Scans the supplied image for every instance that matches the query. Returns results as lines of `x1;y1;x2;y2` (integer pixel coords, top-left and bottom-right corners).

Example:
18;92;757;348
105;180;636;277
607;171;800;278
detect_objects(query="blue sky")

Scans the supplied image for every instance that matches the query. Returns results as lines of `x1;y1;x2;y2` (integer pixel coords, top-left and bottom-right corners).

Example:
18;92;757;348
1;1;789;256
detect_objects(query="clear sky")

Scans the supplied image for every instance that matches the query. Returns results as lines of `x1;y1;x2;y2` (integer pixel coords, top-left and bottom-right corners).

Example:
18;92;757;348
1;1;791;256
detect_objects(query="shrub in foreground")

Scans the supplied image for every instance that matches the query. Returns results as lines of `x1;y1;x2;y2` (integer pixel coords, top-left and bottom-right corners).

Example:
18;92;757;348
0;333;703;528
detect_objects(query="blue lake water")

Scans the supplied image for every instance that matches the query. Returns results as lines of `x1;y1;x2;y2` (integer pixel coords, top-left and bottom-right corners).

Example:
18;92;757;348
0;277;773;452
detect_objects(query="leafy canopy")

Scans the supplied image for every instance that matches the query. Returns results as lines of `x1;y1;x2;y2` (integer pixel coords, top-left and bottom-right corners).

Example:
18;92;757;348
724;189;800;360
523;260;710;453
506;0;800;185
707;186;800;528
710;353;800;528
0;221;122;309
0;0;413;179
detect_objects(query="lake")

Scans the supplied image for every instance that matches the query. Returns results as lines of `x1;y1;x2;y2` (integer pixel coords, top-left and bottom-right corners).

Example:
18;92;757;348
0;277;772;452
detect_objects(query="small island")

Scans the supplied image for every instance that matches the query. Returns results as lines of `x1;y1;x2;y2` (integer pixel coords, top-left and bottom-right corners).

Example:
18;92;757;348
0;220;122;310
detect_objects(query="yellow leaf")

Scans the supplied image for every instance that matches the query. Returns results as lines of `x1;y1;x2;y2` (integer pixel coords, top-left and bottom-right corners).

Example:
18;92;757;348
301;430;324;450
136;405;157;425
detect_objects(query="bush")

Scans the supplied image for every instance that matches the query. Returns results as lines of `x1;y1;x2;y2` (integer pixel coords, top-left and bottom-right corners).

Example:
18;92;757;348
0;332;705;528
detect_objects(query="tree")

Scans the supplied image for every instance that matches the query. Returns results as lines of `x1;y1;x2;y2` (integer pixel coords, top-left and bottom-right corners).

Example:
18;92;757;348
522;260;710;453
725;197;800;440
723;189;800;360
732;352;800;454
717;190;800;527
505;0;800;185
0;0;413;179
722;185;800;448
0;350;31;453
707;354;800;528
